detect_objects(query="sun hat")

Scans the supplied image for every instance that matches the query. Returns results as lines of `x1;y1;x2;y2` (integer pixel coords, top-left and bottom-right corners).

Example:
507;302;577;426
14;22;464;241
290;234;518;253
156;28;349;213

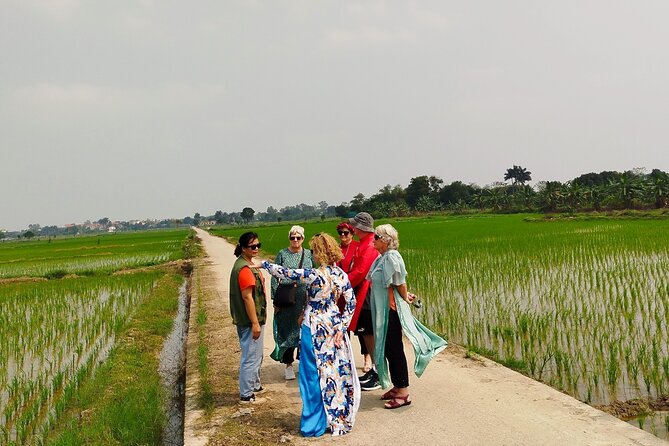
349;212;374;233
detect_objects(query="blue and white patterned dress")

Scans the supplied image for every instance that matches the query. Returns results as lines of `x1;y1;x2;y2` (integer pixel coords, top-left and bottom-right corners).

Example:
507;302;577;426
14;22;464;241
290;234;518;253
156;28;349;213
262;261;360;437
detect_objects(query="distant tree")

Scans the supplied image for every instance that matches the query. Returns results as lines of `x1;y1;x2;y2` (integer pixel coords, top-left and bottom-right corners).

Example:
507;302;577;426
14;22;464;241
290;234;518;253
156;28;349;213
0;231;6;240
371;184;406;205
415;196;442;213
514;185;537;211
610;171;641;209
214;210;224;224
504;165;532;185
23;230;35;239
647;170;669;208
241;207;255;223
193;212;201;226
97;217;110;225
405;175;443;209
563;182;586;213
350;193;366;212
536;181;564;212
439;181;477;206
405;176;430;208
334;203;349;218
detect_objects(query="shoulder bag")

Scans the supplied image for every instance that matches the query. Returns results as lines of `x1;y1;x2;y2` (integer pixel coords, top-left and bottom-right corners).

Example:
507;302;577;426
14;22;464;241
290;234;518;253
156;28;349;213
273;250;305;308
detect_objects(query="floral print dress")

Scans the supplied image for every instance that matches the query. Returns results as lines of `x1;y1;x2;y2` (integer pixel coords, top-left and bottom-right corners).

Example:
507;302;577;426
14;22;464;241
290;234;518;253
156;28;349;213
262;261;360;436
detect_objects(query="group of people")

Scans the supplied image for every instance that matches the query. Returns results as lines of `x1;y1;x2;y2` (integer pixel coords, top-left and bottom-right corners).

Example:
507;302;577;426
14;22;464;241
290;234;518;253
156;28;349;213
228;212;447;437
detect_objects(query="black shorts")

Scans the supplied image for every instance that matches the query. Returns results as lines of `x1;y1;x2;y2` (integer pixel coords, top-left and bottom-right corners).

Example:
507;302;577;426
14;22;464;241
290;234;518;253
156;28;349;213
353;309;373;336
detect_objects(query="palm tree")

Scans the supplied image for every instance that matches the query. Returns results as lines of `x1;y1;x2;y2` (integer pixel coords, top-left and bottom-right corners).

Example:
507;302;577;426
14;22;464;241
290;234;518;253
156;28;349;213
539;181;563;213
609;172;640;209
583;185;606;211
563;182;585;213
504;165;532;185
646;172;669;208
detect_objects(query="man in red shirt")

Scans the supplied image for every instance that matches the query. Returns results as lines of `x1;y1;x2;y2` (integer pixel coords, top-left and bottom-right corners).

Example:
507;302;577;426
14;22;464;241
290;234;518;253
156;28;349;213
346;212;381;390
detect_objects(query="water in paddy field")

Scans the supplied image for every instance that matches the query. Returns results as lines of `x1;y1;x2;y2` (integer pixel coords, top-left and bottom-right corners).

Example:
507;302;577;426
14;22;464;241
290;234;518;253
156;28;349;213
627;411;669;441
159;280;189;446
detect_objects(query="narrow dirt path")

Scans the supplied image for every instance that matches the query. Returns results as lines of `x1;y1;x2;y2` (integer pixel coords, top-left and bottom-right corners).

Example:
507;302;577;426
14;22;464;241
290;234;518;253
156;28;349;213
186;228;665;446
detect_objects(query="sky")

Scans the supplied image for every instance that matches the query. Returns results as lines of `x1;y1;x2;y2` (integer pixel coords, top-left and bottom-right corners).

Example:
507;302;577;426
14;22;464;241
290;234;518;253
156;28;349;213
2;1;669;231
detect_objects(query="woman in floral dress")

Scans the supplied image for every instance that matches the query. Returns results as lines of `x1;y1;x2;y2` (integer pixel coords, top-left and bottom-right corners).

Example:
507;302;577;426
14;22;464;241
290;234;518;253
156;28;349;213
262;233;360;437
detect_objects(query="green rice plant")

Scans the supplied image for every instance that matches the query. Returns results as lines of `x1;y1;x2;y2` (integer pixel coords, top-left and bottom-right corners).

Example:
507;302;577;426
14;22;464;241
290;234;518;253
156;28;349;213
0;272;165;444
0;229;188;279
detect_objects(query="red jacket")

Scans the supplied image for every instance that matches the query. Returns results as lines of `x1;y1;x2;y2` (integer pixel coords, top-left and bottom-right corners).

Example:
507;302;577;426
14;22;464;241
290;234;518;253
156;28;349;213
338;239;359;274
347;232;379;331
337;239;360;314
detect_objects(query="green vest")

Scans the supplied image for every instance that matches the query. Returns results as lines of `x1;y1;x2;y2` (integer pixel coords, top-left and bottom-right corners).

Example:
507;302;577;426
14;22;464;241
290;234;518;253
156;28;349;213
229;256;267;326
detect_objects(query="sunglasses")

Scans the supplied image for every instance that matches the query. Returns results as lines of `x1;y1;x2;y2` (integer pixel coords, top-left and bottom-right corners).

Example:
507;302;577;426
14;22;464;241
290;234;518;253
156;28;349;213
246;243;262;250
374;234;382;240
337;231;350;236
289;236;303;241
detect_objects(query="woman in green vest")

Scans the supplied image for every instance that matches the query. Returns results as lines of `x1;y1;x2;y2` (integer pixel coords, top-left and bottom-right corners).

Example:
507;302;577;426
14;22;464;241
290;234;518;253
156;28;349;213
229;231;267;403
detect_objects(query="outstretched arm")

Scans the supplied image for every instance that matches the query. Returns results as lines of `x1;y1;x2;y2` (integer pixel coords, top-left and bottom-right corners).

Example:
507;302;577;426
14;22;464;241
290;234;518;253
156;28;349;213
262;261;318;284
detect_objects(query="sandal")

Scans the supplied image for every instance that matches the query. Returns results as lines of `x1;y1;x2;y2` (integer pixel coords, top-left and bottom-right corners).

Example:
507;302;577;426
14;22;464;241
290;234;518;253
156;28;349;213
380;388;398;400
384;394;411;409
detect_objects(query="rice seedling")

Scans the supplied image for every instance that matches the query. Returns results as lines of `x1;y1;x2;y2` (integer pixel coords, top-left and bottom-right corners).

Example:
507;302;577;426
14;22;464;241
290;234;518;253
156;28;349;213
0;273;162;444
0;229;190;445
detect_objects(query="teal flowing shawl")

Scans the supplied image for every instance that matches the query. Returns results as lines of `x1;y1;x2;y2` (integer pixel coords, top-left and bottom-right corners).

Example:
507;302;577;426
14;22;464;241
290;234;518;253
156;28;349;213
368;250;447;389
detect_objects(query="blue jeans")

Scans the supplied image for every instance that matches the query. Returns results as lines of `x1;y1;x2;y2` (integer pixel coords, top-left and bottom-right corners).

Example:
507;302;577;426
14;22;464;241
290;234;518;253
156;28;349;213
237;324;265;398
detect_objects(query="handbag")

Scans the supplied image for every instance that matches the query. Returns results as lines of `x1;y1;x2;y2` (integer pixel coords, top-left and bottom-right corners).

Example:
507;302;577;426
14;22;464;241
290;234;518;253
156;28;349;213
273;250;305;308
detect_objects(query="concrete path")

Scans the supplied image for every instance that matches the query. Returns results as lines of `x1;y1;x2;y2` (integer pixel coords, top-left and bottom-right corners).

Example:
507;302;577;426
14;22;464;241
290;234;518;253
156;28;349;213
188;228;666;446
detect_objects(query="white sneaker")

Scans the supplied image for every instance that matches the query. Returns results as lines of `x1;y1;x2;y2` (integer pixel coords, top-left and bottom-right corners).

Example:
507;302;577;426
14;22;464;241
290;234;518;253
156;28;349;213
284;365;296;380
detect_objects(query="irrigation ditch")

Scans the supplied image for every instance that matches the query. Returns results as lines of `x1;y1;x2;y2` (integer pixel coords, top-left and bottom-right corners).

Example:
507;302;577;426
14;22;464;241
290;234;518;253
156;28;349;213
158;279;190;446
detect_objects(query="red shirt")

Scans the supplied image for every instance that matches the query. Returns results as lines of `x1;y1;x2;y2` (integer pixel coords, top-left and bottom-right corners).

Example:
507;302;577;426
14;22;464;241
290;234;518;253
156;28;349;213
347;232;379;331
238;266;256;290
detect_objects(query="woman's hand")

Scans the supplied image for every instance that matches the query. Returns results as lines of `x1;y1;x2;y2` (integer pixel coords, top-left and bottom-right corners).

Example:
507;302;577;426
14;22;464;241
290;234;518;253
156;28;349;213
406;292;416;304
334;330;344;348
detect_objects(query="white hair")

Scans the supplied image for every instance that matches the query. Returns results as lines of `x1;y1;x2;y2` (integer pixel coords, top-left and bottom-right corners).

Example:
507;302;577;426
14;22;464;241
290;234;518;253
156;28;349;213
289;225;305;238
375;224;399;250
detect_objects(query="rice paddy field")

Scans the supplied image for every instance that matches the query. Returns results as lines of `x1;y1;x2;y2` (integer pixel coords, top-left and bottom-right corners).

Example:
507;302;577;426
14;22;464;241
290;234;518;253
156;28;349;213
0;229;189;445
213;214;669;407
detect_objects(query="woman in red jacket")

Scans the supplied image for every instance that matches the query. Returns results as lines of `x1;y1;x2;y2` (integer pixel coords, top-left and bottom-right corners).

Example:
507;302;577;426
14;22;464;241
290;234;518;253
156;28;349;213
336;221;372;373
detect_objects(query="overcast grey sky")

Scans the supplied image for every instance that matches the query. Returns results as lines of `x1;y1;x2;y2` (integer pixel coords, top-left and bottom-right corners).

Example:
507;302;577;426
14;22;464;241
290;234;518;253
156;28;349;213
2;1;668;231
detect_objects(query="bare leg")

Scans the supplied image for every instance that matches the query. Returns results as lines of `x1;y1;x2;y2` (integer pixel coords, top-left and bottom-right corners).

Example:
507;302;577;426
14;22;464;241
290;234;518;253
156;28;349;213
363;334;375;365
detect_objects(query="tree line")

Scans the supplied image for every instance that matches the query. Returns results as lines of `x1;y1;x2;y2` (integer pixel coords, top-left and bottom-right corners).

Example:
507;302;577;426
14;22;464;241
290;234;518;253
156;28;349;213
10;165;666;238
343;166;669;218
197;165;669;225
